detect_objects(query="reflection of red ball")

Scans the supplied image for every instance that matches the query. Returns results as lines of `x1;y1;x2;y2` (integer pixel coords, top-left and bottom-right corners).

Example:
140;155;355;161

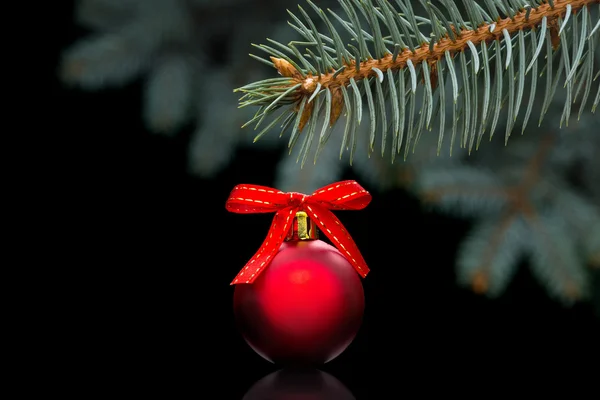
242;368;355;400
233;240;365;366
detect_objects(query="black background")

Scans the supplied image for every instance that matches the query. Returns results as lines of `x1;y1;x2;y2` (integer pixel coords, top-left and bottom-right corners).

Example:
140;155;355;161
50;1;599;397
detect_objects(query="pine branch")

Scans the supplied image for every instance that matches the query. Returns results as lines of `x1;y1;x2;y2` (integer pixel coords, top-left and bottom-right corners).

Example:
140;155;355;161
235;0;600;165
553;187;600;268
456;215;527;296
412;131;597;303
529;211;589;303
144;54;194;134
188;69;240;177
416;165;509;217
76;0;135;30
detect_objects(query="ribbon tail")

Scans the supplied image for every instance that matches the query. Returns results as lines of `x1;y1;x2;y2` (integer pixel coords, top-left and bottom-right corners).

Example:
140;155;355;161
230;208;296;285
304;203;370;278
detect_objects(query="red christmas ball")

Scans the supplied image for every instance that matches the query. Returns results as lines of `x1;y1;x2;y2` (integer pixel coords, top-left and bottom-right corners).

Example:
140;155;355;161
233;239;365;366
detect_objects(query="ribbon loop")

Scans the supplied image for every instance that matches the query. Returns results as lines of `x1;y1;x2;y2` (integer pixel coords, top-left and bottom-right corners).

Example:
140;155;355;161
311;180;372;210
226;181;371;284
225;185;287;213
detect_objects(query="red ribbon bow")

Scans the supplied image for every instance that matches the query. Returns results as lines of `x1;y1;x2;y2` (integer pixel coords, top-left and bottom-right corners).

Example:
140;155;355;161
226;180;371;284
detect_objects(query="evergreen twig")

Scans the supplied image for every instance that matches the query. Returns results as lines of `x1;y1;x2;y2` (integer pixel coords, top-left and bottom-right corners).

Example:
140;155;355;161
235;0;600;165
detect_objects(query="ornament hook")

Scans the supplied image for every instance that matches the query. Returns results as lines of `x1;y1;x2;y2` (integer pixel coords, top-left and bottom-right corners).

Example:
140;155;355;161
286;211;318;241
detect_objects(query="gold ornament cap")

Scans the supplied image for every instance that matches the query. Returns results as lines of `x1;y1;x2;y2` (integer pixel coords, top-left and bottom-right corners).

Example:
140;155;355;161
285;211;319;241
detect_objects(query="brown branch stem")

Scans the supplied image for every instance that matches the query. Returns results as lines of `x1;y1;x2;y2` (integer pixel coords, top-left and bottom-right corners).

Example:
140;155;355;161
294;0;597;95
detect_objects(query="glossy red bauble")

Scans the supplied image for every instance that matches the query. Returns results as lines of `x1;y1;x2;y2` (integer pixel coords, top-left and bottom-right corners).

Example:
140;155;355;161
233;239;365;366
